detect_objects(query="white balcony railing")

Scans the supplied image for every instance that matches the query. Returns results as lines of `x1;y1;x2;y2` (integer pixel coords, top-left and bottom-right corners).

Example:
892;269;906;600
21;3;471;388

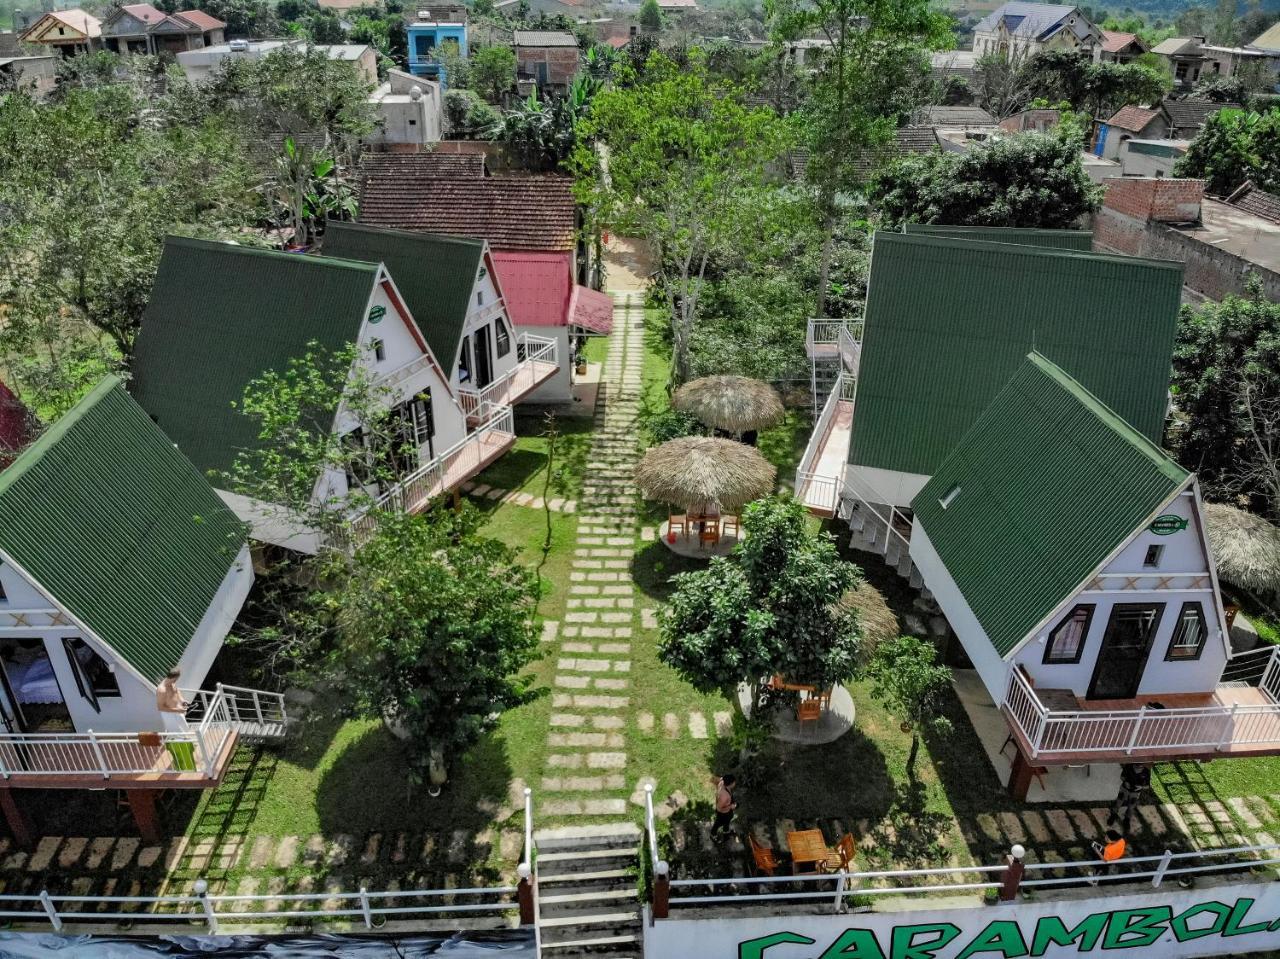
458;333;558;419
806;318;863;375
346;404;517;545
795;371;857;514
1004;646;1280;759
0;685;285;782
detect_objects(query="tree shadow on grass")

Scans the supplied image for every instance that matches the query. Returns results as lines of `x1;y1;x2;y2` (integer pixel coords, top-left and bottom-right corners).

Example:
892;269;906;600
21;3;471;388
630;540;708;603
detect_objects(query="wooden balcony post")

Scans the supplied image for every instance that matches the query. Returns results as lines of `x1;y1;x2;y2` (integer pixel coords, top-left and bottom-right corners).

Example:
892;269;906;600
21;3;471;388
999;844;1026;902
653;860;670;920
516;862;534;925
126;790;162;845
1007;748;1035;802
0;789;35;850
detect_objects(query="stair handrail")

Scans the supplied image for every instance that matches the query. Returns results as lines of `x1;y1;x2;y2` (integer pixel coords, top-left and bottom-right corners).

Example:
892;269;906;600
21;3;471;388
644;783;671;920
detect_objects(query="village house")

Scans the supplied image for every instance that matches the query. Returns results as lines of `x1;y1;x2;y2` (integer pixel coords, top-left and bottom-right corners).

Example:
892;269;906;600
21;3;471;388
406;4;468;84
1095;99;1237;159
1099;29;1146;63
130;236;516;553
1153;35;1280;88
177;39;378;85
513;30;579;94
0;55;55;97
357;152;611;402
17;9;100;56
368;69;443;146
100;4;225;55
971;2;1103;63
1118;138;1189;177
0;376;279;845
321;221;561;409
1094;177;1280;302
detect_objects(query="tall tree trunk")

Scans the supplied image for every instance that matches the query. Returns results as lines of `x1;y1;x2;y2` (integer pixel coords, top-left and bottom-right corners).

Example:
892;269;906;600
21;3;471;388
815;192;837;317
906;733;920;780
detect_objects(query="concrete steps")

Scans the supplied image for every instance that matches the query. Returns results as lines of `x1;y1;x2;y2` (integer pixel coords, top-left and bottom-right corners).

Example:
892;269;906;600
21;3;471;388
536;824;642;958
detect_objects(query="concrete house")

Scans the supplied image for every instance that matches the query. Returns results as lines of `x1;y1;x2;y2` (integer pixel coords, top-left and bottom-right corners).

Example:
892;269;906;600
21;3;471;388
1154;35;1279;89
406;5;467;84
513;30;579;93
369;69;443;146
1099;29;1146;63
177;40;378;85
130;237;499;554
0;55;56;97
911;353;1265;798
0;377;279;844
100;4;225;55
1095;105;1163;160
322;221;560;409
17;9;100;56
971;3;1103;63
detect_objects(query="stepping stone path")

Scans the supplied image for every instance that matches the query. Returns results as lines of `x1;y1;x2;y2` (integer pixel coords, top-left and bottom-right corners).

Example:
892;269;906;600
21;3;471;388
460;481;577;514
539;293;646;819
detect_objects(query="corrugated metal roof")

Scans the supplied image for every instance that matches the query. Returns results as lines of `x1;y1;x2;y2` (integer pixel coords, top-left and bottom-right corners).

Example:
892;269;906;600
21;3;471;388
0;377;247;683
131;237;380;480
322;221;481;376
914;353;1188;657
848;233;1183;477
491;250;572;328
570;285;614;335
903;224;1094;251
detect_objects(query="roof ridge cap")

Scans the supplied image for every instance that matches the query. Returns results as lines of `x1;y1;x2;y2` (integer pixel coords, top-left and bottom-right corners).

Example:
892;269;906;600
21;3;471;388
163;235;381;273
878;231;1183;271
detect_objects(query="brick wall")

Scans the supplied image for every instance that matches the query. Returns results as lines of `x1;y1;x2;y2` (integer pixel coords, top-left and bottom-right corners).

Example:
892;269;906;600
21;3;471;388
1101;176;1205;223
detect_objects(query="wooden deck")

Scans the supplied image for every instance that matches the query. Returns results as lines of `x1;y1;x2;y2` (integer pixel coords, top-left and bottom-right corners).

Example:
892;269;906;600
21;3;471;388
0;731;239;790
405;429;516;512
1003;685;1280;766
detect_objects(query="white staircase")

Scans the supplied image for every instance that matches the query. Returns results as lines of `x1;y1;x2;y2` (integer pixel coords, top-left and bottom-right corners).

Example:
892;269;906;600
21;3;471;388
537;824;643;959
185;684;290;743
839;490;931;599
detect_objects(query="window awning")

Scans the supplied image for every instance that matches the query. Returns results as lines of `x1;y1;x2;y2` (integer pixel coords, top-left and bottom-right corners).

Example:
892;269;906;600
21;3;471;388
570;285;614;335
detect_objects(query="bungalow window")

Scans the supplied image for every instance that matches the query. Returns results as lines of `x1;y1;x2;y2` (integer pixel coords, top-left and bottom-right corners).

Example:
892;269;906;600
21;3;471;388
1044;604;1094;664
477;291;484;307
495;318;511;358
1143;544;1163;568
1166;602;1208;661
371;338;386;363
62;638;120;712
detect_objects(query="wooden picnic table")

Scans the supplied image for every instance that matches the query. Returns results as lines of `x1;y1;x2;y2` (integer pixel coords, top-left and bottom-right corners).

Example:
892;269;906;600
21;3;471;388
787;828;833;874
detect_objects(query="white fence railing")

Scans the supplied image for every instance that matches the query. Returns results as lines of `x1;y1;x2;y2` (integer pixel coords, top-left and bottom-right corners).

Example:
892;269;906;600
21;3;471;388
795;372;857;514
662;841;1280;913
839;468;912;557
0;685;281;781
1004;651;1280;759
347;404;517;545
458;333;558;419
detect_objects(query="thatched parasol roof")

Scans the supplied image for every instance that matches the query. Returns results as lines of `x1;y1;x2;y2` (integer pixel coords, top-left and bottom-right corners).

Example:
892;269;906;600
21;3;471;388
834;582;900;656
672;376;784;433
635;436;777;513
1204;503;1280;595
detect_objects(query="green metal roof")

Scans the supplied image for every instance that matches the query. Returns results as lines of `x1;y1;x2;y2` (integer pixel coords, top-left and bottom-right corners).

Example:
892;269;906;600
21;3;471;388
322;221;483;377
131;236;381;480
913;354;1189;657
0;378;247;683
903;224;1095;251
848;232;1183;477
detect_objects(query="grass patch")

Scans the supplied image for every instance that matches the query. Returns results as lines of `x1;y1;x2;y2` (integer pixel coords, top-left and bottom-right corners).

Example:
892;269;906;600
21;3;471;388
471;414;595;500
580;334;610;366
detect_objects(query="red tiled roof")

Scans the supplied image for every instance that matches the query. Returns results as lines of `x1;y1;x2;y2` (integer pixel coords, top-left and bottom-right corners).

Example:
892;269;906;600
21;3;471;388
172;9;226;30
603;35;630;48
1106;105;1160;132
120;4;166;24
492;250;573;327
359;154;578;252
1101;30;1139;52
1227;181;1280;223
571;285;614;335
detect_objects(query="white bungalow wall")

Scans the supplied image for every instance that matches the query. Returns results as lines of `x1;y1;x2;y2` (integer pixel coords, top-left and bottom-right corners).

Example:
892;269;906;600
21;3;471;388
448;260;520;395
0;548;253;734
1011;484;1229;700
519;324;572;403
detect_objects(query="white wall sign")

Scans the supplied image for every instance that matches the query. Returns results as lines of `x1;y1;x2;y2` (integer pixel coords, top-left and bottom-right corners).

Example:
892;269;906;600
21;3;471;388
646;883;1280;959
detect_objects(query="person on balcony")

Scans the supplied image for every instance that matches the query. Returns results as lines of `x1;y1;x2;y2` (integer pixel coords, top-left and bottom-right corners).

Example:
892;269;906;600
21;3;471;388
156;669;190;731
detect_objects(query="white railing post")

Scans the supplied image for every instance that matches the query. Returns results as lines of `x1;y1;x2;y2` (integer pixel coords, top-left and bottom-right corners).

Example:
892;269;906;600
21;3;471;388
359;885;374;928
39;890;62;931
1124;706;1146;755
1152;849;1173;887
1217;702;1240;750
832;870;847;912
195;726;215;777
87;729;109;779
195;879;218;933
251;689;264;726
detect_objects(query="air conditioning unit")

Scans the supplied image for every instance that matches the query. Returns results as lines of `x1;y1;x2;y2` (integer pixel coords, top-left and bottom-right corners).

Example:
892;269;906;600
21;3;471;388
417;9;432;18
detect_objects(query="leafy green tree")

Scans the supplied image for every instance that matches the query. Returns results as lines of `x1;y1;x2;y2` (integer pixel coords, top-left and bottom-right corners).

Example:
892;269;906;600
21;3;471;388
571;52;791;382
302;507;539;786
472;44;516;102
767;0;950;310
1171;285;1280;514
638;0;664;30
444;88;501;138
1019;50;1168;118
871;132;1101;228
1174;108;1280;195
497;75;597;171
658;496;864;717
866;636;953;778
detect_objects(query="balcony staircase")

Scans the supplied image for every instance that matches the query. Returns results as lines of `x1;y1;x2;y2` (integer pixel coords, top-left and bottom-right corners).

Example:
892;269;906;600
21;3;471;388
836;485;930;598
536;824;642;959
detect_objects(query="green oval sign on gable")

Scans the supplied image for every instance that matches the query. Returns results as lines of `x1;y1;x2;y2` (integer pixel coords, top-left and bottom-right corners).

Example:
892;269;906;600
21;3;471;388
369;305;387;324
1149;514;1189;535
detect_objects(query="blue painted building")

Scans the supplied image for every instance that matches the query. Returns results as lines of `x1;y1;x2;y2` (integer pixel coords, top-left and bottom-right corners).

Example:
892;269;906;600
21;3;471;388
406;5;468;85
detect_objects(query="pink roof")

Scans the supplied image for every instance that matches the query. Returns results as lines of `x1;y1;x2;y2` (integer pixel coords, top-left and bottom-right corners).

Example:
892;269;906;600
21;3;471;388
1101;30;1141;52
492;251;572;328
173;9;225;30
570;285;614;335
120;4;166;24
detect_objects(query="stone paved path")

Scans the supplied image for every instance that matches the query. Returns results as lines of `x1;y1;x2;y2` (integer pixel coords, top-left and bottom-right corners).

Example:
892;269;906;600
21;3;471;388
538;292;645;817
459;481;577;514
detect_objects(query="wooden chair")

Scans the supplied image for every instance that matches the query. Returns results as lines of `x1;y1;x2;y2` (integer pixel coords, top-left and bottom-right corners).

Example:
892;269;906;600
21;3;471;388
721;514;739;539
668;511;686;539
748;833;779;876
822;833;857;873
796;698;822;733
699;519;721;550
817;687;834;712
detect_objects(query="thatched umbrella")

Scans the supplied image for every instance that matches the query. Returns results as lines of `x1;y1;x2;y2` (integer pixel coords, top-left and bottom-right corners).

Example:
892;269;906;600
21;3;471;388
1204;503;1280;595
672;376;784;434
635;436;777;513
834;582;900;657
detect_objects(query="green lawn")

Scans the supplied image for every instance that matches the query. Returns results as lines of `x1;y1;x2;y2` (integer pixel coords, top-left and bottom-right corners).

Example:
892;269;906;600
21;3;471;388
469;413;595;500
